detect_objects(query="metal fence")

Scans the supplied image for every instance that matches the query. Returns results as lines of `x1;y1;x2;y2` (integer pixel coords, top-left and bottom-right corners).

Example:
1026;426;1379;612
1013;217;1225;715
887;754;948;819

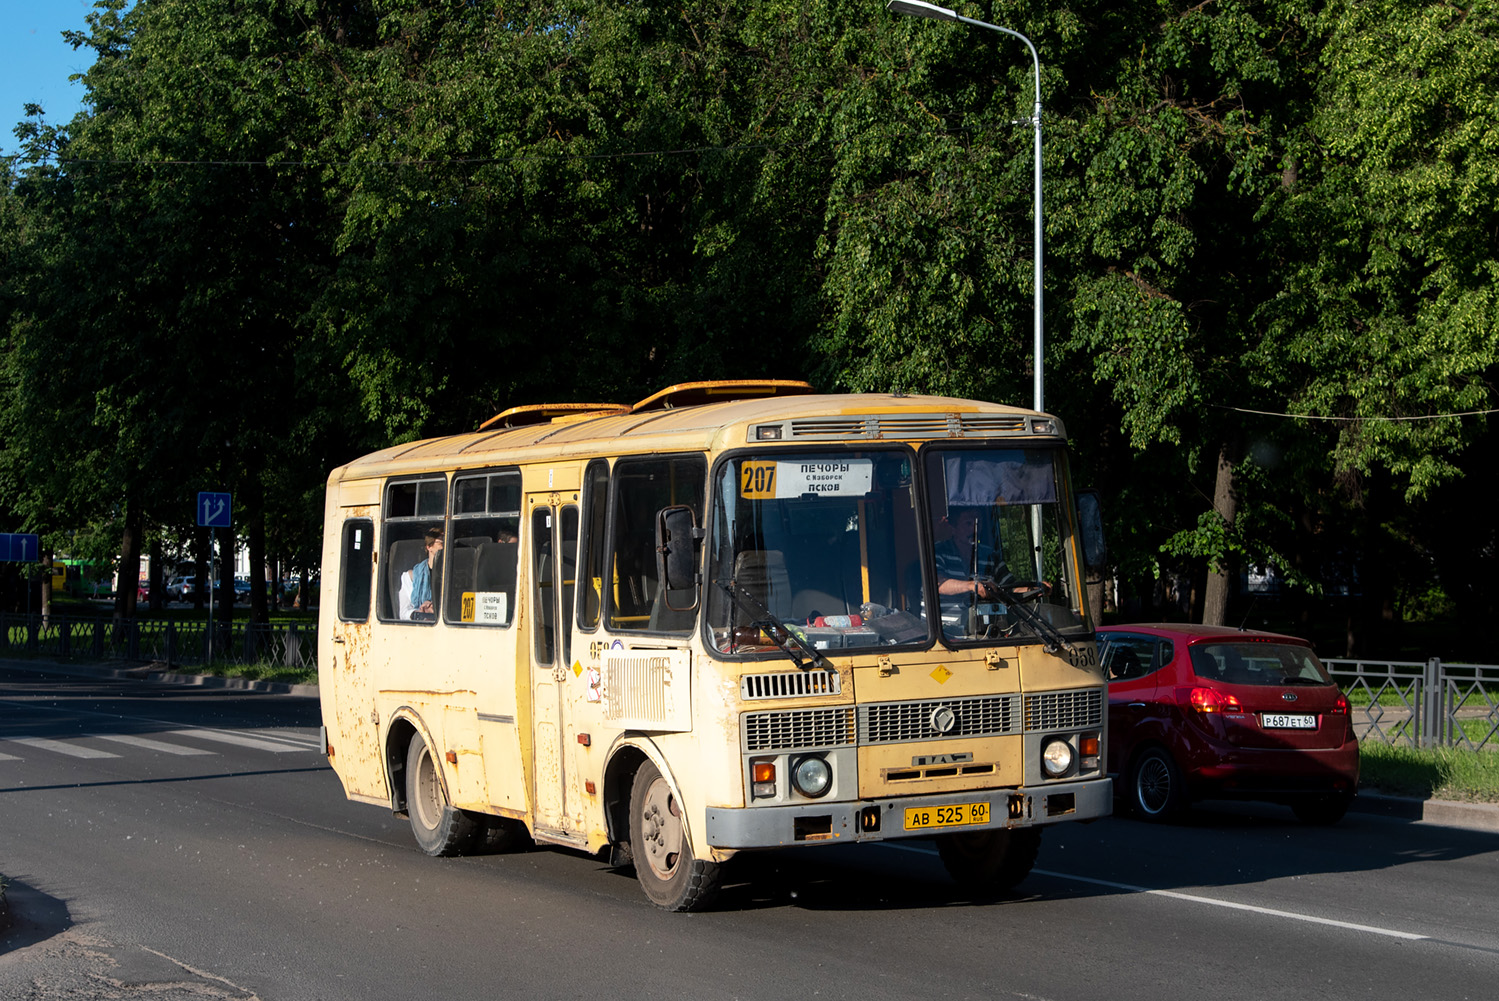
0;612;316;673
1325;658;1499;751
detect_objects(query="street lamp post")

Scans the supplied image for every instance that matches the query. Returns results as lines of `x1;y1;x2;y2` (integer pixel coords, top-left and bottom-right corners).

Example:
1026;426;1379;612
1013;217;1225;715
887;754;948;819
886;0;1044;413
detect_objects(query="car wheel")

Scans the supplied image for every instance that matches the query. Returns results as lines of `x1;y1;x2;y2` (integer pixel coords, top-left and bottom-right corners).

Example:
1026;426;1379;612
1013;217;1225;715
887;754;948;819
405;735;481;856
628;761;721;911
1129;747;1185;821
936;827;1041;895
1292;794;1352;826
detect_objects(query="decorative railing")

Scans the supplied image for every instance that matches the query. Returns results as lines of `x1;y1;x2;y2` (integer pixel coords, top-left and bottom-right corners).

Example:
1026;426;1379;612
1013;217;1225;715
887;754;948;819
1325;658;1499;750
0;613;317;673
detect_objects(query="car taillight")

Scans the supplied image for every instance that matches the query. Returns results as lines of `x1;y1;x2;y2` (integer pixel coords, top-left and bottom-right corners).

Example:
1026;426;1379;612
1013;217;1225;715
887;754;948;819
1188;687;1242;713
1329;693;1349;715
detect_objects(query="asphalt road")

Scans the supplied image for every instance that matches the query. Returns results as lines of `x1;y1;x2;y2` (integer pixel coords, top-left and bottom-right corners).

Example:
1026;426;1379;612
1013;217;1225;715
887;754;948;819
2;662;1497;1001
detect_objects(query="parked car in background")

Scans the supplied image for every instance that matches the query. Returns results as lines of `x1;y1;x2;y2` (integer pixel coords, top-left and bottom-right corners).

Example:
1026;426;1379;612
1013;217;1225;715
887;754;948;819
233;578;252;603
166;576;197;601
1099;623;1359;825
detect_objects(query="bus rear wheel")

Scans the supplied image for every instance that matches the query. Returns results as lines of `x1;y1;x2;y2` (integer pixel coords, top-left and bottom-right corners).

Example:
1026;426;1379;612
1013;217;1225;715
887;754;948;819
937;827;1041;895
405;736;481;856
628;762;721;912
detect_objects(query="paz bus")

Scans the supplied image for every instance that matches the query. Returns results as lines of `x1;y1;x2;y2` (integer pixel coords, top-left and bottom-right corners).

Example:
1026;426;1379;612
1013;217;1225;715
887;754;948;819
317;380;1110;910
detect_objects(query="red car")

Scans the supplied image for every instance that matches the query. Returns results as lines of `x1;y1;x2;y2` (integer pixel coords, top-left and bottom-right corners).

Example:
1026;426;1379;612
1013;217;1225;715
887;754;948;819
1099;623;1359;824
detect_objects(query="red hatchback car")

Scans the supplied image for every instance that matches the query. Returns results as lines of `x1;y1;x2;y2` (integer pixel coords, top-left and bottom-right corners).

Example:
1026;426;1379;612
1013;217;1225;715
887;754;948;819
1098;624;1359;825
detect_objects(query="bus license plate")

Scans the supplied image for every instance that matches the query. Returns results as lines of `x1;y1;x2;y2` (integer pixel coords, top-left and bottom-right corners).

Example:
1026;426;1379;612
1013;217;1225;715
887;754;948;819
1262;713;1317;729
904;802;990;831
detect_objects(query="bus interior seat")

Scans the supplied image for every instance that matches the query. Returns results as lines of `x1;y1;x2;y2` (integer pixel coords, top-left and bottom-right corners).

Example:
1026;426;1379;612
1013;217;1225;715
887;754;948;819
455;536;492;552
732;550;790;621
444;545;478;607
792;589;847;622
475;541;519;600
386;538;427;619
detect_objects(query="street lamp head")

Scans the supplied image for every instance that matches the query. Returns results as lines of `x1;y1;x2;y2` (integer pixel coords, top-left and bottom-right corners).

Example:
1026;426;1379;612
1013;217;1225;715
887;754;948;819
886;1;959;22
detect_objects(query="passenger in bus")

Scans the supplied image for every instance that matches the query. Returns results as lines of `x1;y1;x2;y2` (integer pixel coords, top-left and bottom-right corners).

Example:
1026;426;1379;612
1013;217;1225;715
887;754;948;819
410;526;444;620
935;507;1008;599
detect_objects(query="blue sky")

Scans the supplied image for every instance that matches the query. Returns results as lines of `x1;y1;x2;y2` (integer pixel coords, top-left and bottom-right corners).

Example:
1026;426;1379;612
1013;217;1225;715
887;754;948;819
2;0;101;156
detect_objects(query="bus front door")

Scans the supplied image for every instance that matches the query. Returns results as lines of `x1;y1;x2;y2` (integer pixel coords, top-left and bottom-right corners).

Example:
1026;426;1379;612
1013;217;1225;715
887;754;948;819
527;499;582;838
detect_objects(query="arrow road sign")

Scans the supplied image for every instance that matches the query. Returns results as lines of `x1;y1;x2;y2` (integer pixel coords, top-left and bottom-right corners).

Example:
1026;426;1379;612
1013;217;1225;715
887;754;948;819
198;492;232;528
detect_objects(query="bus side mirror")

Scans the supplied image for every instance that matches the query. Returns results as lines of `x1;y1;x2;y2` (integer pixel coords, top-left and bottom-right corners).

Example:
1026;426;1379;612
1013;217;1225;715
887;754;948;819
656;505;702;609
1076;490;1108;575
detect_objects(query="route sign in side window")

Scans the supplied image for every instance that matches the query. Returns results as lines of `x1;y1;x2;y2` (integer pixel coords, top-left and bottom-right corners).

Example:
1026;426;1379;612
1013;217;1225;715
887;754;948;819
445;469;522;627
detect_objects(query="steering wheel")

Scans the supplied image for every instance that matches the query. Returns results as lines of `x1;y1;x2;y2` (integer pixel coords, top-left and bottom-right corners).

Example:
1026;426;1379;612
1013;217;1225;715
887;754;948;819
984;577;1047;603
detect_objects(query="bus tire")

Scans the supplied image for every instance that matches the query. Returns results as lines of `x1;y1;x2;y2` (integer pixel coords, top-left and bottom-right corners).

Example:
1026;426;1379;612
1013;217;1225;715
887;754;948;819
478;815;532;853
405;735;481;856
628;762;721;912
936;827;1041;894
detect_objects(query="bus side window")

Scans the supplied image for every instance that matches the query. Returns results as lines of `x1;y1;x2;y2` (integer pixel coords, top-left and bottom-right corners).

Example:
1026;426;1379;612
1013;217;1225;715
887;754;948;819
339;519;374;621
575;460;610;630
607;454;706;631
379;476;447;623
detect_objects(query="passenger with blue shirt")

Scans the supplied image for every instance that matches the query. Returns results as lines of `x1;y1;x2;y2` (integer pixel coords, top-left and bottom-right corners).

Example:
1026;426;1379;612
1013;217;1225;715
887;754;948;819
410;526;444;620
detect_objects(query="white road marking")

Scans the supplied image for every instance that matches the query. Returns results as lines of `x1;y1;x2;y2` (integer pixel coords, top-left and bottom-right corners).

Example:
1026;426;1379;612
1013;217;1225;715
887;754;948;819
879;843;1428;942
1033;868;1428;941
169;729;308;753
8;737;121;759
93;733;216;756
0;751;19;760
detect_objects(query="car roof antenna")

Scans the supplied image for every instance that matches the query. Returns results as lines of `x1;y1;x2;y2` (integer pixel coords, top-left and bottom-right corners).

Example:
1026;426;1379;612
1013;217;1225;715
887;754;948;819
1237;595;1260;632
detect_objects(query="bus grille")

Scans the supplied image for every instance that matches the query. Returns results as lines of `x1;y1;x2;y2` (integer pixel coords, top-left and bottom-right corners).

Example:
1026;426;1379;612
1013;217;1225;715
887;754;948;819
741;669;842;700
857;694;1022;744
743;707;856;751
1023;688;1103;731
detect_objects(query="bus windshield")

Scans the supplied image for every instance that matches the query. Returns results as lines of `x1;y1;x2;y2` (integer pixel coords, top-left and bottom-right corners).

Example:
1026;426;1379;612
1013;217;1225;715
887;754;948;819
922;446;1087;645
706;449;927;655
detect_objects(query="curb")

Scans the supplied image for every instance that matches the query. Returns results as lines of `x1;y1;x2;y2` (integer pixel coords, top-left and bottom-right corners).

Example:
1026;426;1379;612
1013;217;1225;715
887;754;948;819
0;657;318;698
1349;791;1499;833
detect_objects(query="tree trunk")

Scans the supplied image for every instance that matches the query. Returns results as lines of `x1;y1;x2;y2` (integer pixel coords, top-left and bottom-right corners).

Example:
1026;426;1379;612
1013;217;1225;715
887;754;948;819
249;483;268;624
149;535;165;612
1201;442;1238;626
115;500;142;621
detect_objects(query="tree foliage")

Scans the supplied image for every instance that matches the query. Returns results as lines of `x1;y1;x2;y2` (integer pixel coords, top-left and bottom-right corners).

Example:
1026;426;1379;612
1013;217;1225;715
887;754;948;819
1;0;1494;652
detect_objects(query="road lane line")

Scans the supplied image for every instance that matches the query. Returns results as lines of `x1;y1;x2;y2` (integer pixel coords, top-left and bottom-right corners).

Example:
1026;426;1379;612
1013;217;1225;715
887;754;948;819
880;844;1428;943
8;737;121;759
0;751;19;760
1032;869;1428;941
94;734;217;756
169;729;308;753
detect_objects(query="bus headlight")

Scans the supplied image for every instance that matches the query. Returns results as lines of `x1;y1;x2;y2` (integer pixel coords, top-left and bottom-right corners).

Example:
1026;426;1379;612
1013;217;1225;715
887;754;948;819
1041;737;1074;778
791;755;833;798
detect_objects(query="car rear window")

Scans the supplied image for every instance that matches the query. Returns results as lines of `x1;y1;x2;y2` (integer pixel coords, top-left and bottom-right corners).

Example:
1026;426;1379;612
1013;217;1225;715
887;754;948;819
1188;643;1330;686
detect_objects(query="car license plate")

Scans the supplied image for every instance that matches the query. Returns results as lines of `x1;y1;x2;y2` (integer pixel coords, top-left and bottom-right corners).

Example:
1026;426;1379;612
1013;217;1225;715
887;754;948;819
1262;713;1317;729
904;802;990;831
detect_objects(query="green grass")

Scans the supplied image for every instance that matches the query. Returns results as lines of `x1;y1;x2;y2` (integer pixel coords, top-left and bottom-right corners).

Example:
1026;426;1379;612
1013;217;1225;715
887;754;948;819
1360;742;1499;804
180;660;318;687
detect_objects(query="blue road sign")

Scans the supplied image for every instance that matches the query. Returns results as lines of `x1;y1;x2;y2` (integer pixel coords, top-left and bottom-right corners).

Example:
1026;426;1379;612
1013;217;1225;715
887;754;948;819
0;533;40;562
198;492;233;528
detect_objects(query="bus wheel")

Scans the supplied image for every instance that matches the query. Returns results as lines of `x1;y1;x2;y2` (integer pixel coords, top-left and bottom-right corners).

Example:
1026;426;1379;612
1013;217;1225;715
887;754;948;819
628;762;722;912
405;736;480;856
937;827;1041;894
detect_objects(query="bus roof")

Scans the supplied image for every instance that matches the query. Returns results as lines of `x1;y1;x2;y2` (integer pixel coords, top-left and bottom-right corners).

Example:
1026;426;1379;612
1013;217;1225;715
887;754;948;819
330;387;1064;484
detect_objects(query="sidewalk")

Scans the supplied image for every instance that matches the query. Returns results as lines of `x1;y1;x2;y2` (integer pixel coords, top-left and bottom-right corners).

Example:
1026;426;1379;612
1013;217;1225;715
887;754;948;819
4;657;1497;834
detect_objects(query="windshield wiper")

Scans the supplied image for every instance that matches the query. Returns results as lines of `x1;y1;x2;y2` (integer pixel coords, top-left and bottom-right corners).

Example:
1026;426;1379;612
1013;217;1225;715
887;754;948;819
977;576;1077;657
716;580;828;670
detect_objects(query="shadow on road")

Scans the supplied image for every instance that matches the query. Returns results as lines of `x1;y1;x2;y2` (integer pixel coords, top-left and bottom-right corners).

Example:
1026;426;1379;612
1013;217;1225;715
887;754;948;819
0;876;72;956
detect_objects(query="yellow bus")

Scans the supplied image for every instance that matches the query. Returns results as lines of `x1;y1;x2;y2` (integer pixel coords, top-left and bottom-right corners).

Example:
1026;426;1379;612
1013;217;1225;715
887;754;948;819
318;380;1110;910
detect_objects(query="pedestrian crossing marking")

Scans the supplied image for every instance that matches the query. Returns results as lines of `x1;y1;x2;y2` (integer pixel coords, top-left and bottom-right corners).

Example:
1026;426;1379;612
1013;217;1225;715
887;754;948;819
94;733;216;756
8;737;121;759
0;751;19;761
169;729;306;753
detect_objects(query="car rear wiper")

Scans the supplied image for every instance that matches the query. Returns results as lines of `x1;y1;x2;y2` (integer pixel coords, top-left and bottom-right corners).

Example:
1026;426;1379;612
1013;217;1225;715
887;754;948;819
1278;676;1326;685
716;579;828;671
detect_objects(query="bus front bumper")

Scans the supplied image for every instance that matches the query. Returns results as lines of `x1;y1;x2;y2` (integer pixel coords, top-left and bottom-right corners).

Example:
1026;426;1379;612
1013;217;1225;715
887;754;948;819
704;777;1111;849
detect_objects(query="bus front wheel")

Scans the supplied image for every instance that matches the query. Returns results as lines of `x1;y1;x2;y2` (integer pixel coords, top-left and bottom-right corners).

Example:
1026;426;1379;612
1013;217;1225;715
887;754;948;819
627;762;722;912
936;827;1041;895
405;736;481;856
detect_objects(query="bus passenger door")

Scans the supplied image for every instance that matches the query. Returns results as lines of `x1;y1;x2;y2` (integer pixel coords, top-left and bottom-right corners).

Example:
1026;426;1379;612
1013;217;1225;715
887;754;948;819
527;499;580;836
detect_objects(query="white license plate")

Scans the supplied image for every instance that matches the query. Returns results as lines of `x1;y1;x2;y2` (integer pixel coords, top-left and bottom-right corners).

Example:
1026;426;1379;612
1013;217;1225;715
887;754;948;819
1262;713;1317;729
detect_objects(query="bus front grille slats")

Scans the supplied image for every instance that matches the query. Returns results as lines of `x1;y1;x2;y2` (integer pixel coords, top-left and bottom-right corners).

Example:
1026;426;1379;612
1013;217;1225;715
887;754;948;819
743;688;1103;752
1022;689;1104;731
743;707;857;751
740;670;842;700
784;413;1035;441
